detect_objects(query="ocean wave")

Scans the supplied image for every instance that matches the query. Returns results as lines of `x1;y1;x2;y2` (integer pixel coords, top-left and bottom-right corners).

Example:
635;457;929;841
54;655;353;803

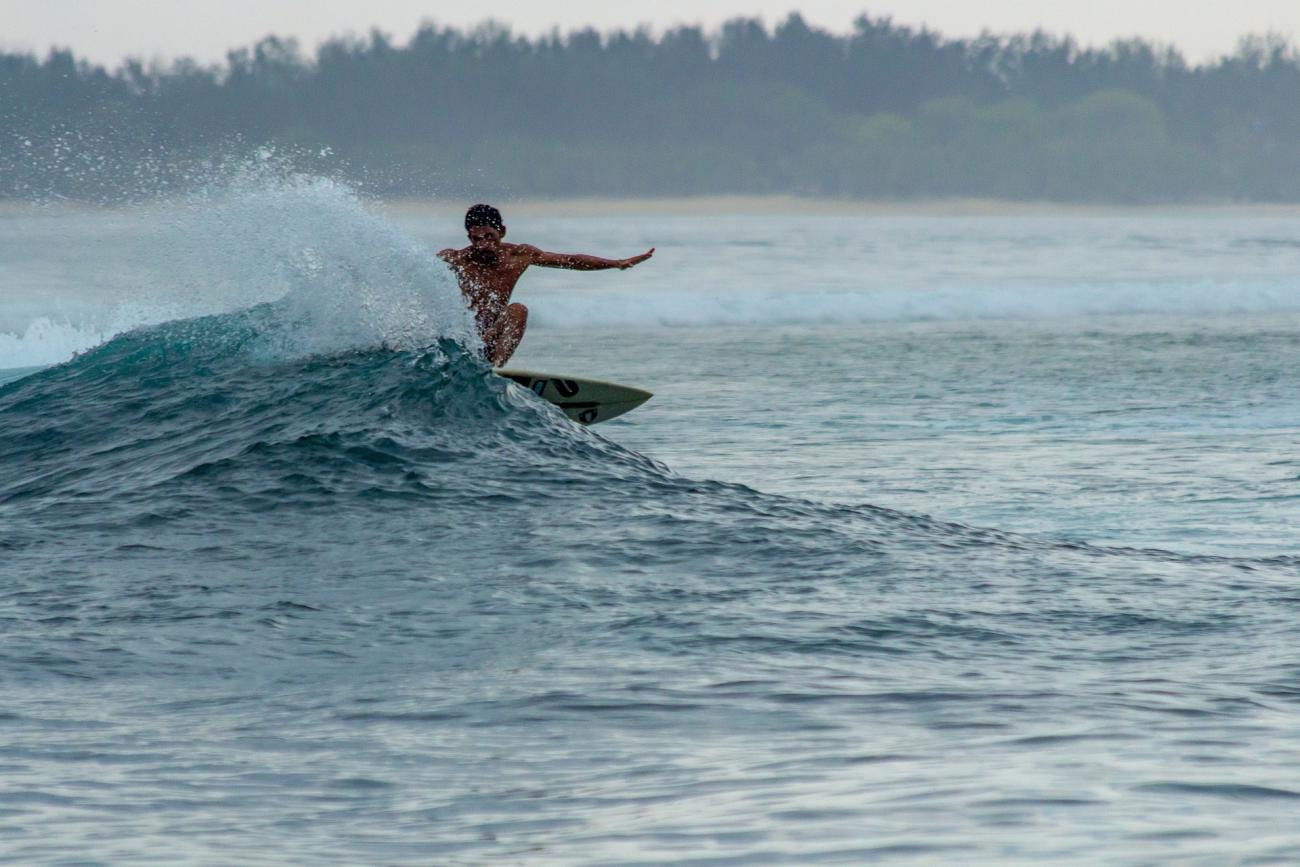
0;308;639;518
3;302;1291;583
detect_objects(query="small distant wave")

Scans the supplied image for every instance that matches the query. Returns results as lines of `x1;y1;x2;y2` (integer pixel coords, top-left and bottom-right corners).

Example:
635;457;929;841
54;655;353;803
1232;237;1300;250
11;276;1298;370
531;281;1300;328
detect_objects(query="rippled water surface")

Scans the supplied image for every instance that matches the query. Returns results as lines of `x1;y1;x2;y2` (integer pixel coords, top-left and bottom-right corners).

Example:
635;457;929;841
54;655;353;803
3;187;1300;863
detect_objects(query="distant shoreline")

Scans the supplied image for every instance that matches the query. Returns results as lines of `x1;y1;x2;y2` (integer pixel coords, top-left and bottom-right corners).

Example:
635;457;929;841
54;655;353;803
383;196;1300;218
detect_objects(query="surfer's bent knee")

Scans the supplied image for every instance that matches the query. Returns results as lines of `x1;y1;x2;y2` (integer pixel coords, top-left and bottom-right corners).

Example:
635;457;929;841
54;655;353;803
505;303;528;338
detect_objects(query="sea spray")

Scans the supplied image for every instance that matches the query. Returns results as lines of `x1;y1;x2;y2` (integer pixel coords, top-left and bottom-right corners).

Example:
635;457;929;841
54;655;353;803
1;152;478;368
176;169;478;359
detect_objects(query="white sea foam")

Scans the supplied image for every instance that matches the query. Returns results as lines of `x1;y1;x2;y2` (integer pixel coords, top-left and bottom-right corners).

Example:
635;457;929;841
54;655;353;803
0;317;110;369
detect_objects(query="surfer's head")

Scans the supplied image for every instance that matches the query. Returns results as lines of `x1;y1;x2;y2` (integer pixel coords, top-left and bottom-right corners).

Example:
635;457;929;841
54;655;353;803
464;204;504;264
464;204;505;265
465;203;505;242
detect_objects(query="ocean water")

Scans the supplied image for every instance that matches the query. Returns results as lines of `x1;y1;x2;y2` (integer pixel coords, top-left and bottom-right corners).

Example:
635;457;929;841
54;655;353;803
3;179;1300;864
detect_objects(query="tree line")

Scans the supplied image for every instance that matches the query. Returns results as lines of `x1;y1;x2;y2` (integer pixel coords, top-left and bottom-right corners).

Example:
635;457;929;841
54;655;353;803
3;14;1300;202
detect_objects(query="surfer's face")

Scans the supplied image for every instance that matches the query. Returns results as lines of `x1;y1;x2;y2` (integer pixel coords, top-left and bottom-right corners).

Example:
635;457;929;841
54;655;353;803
466;224;503;265
468;225;502;248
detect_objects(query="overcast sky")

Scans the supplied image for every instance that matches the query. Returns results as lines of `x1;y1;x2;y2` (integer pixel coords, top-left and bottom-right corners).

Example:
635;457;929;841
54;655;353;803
3;0;1298;65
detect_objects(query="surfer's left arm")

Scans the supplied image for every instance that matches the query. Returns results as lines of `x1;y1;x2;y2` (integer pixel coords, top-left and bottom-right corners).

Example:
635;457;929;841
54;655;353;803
525;245;654;271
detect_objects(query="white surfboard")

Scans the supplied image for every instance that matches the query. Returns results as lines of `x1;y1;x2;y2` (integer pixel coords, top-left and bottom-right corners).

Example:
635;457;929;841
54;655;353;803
495;369;652;425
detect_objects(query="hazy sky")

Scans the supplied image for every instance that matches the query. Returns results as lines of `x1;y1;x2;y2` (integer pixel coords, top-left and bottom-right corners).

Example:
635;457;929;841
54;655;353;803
3;0;1298;65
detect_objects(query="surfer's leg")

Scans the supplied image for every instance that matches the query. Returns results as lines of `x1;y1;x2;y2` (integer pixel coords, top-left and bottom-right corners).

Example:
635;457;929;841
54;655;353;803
484;303;528;366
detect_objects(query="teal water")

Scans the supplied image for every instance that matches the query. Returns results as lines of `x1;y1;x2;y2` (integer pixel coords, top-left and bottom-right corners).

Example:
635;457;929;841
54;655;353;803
3;183;1300;863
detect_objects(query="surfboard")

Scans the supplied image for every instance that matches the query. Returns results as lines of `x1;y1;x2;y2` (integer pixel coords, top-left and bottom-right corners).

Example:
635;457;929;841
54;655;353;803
495;369;652;425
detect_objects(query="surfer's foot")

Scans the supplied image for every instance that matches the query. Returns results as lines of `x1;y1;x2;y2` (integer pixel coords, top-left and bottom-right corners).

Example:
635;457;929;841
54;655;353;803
485;302;528;366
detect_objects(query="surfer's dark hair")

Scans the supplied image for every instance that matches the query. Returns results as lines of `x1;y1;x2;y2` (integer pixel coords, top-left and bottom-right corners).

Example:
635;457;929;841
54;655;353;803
465;203;504;233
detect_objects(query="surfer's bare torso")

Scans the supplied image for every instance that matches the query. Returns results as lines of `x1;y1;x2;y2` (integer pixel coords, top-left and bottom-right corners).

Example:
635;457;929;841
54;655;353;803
438;241;550;333
438;205;653;366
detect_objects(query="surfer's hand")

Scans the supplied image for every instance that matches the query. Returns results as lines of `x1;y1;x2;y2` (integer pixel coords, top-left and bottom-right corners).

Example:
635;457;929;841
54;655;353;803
620;248;654;269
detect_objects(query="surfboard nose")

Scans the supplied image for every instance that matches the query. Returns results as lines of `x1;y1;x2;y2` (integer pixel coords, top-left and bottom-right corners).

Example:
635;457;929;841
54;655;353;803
494;369;653;425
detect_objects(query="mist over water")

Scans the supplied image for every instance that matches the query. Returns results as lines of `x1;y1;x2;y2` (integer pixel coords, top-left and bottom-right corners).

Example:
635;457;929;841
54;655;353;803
4;167;1300;862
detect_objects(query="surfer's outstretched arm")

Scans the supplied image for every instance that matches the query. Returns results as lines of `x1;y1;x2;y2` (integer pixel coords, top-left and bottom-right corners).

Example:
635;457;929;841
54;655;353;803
525;245;654;271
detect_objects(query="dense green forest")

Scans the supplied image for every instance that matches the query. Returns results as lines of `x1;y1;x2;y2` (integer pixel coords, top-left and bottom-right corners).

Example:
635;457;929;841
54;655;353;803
3;14;1300;202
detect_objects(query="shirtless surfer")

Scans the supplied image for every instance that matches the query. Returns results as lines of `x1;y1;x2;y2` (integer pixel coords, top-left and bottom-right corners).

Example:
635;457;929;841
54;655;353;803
438;204;654;365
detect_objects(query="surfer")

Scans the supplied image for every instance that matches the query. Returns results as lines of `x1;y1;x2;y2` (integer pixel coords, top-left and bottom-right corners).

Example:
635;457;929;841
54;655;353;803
438;204;654;365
